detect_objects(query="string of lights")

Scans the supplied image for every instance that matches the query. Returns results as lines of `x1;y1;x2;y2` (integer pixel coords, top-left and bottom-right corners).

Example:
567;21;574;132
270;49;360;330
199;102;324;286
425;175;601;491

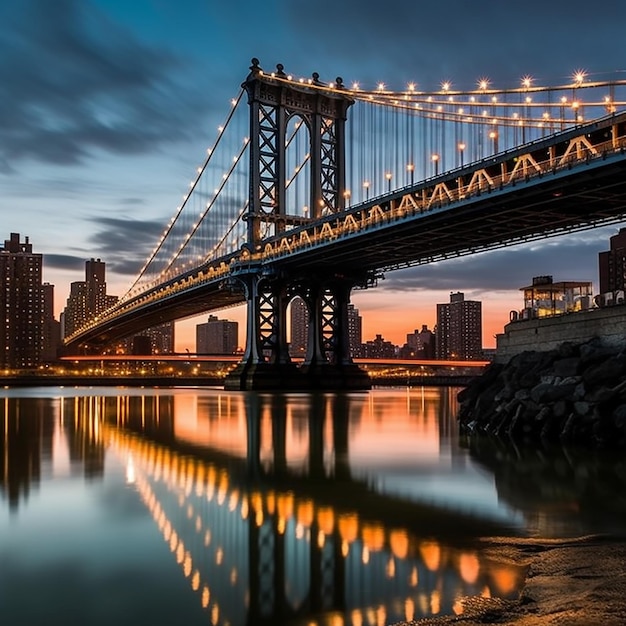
77;67;626;338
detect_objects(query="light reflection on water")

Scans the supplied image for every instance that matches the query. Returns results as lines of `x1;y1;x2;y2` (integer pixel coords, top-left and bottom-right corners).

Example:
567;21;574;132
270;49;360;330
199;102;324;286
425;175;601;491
1;386;624;625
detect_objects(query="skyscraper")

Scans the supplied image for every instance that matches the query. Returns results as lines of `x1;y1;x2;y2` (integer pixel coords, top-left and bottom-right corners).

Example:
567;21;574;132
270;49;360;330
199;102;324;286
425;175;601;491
346;303;363;358
196;315;238;354
146;322;174;354
599;227;626;293
62;258;172;354
0;233;46;368
289;297;363;358
41;282;61;362
289;297;309;357
63;258;108;337
436;292;482;360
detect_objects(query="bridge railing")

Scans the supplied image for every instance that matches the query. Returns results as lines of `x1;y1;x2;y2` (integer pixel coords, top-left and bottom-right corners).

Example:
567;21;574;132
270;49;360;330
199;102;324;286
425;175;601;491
250;112;626;265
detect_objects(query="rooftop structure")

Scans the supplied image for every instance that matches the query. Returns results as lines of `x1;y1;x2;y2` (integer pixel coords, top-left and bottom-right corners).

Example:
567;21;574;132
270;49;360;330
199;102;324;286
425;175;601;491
518;275;593;319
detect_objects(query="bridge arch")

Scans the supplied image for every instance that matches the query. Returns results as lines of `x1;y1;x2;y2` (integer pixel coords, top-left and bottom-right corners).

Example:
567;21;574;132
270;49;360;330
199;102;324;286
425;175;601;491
285;113;312;222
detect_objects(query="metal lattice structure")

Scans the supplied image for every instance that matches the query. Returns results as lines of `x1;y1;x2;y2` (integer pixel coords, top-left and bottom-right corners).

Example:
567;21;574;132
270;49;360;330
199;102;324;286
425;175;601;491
243;59;353;248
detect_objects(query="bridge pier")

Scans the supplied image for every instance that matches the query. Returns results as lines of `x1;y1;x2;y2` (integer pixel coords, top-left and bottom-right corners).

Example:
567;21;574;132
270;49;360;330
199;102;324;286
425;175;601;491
297;276;370;390
224;269;370;391
224;271;305;390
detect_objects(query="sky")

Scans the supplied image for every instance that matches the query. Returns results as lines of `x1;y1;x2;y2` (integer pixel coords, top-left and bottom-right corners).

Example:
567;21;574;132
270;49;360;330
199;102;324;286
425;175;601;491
2;0;626;351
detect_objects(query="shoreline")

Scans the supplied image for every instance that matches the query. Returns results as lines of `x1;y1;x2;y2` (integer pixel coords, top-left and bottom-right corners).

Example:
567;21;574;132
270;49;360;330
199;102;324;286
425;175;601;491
0;375;473;388
394;535;626;625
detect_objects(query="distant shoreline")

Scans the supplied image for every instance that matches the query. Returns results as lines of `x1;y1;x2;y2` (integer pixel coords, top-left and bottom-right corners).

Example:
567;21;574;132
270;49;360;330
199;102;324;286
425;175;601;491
0;374;475;388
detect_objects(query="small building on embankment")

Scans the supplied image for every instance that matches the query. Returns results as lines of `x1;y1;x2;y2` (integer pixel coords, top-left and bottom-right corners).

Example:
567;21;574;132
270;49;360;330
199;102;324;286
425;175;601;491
496;275;626;363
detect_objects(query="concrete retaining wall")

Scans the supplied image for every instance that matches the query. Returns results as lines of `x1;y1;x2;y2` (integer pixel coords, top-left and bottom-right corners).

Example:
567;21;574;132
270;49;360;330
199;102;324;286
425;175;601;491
496;305;626;363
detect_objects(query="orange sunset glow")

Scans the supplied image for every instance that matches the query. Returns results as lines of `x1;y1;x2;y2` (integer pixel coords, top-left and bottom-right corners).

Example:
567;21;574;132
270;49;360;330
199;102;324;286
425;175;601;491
169;287;519;353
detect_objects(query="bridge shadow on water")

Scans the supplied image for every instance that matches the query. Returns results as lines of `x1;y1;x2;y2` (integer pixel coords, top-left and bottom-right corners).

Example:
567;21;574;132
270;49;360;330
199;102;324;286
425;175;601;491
3;387;625;625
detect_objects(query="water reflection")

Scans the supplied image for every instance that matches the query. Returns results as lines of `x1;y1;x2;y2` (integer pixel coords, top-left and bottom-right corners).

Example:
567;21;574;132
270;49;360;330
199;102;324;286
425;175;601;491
0;388;533;625
463;435;626;538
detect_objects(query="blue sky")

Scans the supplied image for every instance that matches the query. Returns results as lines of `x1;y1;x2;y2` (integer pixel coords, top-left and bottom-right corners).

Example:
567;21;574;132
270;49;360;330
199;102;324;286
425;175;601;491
2;0;626;348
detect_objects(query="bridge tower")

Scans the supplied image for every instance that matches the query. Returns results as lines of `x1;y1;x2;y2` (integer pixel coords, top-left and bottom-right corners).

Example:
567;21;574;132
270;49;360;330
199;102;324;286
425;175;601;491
225;59;371;390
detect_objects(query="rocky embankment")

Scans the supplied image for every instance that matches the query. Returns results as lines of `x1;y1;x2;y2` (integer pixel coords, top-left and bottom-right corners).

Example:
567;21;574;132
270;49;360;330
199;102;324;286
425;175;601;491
457;337;626;446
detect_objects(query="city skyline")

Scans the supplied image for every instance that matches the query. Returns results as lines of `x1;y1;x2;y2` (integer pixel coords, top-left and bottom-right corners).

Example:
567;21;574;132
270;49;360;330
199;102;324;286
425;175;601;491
2;1;626;350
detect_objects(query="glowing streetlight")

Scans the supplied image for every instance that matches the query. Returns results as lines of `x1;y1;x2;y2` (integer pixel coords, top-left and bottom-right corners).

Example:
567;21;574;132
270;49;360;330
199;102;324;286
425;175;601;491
489;130;498;154
385;172;392;193
363;180;370;200
431;154;439;176
407;163;415;185
458;142;466;167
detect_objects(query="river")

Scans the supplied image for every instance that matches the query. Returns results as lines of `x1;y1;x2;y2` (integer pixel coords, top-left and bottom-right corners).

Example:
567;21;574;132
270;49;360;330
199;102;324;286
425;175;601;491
1;385;625;626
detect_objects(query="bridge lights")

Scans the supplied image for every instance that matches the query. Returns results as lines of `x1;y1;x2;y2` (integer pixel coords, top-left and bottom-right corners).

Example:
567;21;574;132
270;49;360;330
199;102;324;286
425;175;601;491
458;143;466;167
385;172;392;192
489;130;499;154
407;163;415;185
431;154;439;176
521;76;532;90
363;181;370;200
605;95;615;114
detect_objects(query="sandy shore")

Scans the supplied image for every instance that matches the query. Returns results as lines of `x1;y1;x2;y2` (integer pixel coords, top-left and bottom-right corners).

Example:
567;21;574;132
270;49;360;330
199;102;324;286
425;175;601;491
393;535;626;626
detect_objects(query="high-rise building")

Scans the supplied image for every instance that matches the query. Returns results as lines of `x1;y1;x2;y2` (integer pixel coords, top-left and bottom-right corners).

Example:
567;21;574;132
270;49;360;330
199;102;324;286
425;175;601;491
41;282;61;362
289;297;309;358
436;291;482;360
131;322;175;355
0;233;49;369
401;324;435;359
62;259;171;354
85;258;107;314
289;297;363;358
347;303;362;358
599;227;626;293
63;258;108;337
196;315;238;354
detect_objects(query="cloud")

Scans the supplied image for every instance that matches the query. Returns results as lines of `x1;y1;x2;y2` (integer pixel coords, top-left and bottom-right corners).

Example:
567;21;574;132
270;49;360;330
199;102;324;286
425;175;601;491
85;216;166;275
380;229;614;292
281;0;626;89
43;254;87;272
0;0;210;166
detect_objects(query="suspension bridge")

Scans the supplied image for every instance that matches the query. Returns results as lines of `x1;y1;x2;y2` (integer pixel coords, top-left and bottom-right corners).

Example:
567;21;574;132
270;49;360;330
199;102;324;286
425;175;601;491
63;59;626;390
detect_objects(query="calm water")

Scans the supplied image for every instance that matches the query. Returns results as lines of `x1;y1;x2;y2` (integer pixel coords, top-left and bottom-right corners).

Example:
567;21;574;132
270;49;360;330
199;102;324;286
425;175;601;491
1;386;625;626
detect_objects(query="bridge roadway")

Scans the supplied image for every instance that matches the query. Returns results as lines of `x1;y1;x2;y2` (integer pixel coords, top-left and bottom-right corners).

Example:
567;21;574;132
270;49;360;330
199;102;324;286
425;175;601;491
66;112;626;350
